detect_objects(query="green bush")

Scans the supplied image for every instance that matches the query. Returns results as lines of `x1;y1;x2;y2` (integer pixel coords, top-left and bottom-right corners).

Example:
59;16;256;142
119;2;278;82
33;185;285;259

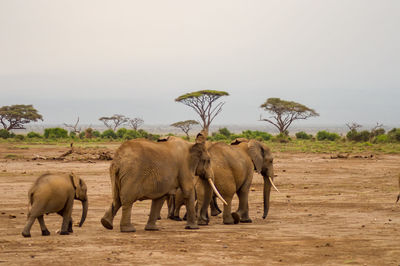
374;134;389;143
69;131;77;138
218;128;232;138
0;129;11;139
44;128;68;139
241;130;272;141
116;128;128;139
295;131;312;140
101;129;117;139
27;132;42;138
347;129;371;142
79;132;85;139
14;134;25;141
92;130;101;138
316;130;340;141
123;130;141;140
387;128;400;142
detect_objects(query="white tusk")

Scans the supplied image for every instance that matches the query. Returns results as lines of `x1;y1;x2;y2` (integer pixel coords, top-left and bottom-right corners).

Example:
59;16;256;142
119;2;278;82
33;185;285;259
269;176;280;193
208;178;228;205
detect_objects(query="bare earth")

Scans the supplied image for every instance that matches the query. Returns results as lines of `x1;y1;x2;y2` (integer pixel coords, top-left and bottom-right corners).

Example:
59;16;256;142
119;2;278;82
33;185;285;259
0;143;399;265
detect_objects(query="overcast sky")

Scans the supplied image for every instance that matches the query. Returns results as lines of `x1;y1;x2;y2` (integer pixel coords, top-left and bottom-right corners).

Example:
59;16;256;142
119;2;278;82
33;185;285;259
1;1;399;127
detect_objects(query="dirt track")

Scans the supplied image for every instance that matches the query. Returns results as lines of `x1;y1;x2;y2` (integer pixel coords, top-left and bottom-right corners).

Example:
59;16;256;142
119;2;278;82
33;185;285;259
0;143;399;265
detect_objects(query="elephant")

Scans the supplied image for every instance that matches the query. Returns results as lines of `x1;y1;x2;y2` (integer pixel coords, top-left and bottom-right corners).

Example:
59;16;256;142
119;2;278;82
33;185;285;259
169;138;277;225
100;132;225;232
21;173;88;237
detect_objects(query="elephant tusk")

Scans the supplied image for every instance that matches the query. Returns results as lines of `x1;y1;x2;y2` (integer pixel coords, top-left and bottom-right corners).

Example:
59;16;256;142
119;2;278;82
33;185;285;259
269;176;280;193
208;178;228;205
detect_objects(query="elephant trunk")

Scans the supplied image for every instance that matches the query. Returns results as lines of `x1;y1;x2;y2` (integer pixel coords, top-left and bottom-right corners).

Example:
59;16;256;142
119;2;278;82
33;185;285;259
263;176;272;219
79;199;88;227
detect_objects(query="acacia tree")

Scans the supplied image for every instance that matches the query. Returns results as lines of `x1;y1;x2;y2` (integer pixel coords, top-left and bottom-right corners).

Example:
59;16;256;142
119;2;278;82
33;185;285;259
260;98;319;134
171;120;199;140
175;90;229;135
128;117;144;131
99;114;128;131
0;104;43;131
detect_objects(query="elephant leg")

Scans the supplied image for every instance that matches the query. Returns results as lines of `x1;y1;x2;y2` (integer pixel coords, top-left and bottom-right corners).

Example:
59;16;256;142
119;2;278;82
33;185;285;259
101;199;121;230
120;202;136;232
210;195;222;216
222;195;239;225
236;189;252;223
37;215;50;236
60;199;73;235
22;215;36;238
182;189;199;230
167;194;175;219
68;218;74;233
170;190;184;221
145;196;166;231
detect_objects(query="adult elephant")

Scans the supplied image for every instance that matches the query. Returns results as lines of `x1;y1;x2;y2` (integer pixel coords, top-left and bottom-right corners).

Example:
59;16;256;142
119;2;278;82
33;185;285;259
170;138;276;224
201;138;275;224
101;132;225;232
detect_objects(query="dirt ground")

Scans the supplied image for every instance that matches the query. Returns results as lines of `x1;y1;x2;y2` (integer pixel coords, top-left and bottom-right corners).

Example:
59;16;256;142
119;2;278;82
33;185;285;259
0;143;399;265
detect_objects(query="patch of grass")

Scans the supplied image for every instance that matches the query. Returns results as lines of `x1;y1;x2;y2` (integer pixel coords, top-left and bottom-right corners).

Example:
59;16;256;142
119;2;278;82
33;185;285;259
265;139;400;154
4;154;22;159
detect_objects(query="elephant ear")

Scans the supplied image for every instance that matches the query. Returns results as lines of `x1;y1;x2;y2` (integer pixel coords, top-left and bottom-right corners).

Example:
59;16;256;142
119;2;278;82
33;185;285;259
231;138;248;145
157;136;170;142
69;172;81;198
248;140;264;173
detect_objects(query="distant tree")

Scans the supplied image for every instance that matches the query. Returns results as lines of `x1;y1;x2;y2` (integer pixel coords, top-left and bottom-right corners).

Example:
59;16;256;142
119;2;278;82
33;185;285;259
346;122;362;131
0;104;43;131
171;120;199;139
259;98;319;134
128;117;144;131
99;114;128;131
63;117;82;134
175;90;229;135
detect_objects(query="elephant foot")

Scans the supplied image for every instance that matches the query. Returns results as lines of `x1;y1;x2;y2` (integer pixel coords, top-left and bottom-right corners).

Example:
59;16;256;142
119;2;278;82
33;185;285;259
21;232;31;238
60;231;69;235
198;219;209;226
120;224;136;233
41;229;50;236
184;223;199;230
101;217;113;230
182;213;187;221
169;215;182;221
68;221;73;233
240;218;253;223
145;224;159;231
223;213;240;225
232;212;240;224
211;209;222;216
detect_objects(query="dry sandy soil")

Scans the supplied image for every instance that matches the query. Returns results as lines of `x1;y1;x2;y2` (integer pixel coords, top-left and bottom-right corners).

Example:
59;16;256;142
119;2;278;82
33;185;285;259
0;143;399;265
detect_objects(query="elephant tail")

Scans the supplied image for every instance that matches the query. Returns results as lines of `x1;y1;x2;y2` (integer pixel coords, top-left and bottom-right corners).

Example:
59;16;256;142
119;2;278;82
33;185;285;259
27;188;35;218
109;162;122;207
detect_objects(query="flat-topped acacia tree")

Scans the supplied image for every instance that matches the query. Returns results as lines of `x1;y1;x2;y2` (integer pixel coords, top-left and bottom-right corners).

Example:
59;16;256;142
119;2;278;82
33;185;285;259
171;120;199;140
175;90;229;135
260;98;319;134
0;104;43;131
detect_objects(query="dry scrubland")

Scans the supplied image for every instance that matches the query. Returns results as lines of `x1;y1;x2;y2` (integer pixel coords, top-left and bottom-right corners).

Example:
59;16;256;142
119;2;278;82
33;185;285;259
0;141;400;265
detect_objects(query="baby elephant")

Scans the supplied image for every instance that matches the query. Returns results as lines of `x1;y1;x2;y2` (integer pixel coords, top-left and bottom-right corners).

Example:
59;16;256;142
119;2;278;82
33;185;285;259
22;173;88;237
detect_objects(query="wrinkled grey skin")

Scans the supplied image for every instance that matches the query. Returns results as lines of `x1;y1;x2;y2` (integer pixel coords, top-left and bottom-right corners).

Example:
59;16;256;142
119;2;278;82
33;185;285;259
22;173;88;237
101;132;214;232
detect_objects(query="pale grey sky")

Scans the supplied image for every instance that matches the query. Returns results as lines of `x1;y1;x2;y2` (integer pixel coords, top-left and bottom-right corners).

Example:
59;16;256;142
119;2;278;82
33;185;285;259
1;0;399;128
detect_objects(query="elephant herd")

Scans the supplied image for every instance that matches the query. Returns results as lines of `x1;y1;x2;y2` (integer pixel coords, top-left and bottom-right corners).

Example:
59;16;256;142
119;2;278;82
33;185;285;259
22;132;278;237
